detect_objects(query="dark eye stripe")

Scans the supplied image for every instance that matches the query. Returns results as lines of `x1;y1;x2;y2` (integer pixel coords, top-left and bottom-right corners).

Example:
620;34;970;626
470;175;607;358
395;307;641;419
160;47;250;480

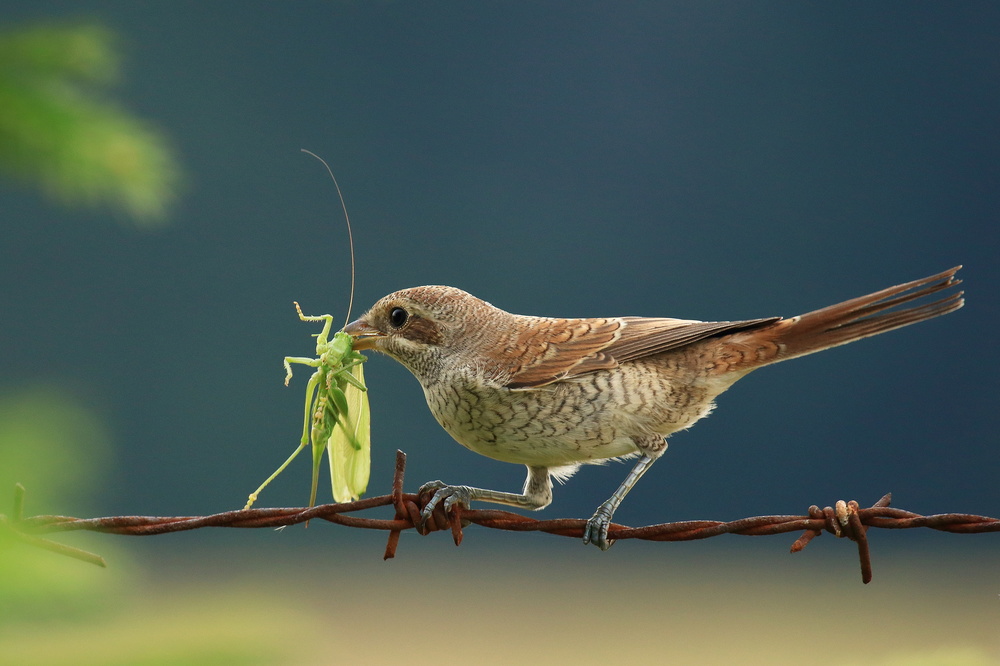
403;316;443;345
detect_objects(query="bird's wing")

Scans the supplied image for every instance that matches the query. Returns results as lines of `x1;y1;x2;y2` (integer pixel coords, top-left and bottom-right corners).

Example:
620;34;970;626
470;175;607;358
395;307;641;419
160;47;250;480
504;315;780;389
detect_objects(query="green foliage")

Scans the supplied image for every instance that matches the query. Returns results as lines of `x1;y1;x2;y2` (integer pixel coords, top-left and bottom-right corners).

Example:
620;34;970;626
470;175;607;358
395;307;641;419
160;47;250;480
0;386;112;511
0;386;132;618
0;22;181;226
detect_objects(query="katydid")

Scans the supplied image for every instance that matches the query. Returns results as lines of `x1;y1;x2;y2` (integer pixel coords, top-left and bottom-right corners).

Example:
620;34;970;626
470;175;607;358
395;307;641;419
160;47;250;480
244;152;370;510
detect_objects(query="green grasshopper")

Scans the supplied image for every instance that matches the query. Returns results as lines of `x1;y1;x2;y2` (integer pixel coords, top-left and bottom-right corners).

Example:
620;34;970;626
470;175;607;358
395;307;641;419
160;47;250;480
244;152;370;510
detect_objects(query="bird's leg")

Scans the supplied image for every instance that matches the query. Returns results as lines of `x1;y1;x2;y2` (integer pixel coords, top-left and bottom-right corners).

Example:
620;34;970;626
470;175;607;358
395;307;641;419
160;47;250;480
583;452;657;550
419;465;552;526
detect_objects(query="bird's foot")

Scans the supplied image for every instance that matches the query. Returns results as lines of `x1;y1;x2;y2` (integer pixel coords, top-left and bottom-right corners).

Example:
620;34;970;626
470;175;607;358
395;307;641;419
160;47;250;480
417;481;472;533
583;501;616;551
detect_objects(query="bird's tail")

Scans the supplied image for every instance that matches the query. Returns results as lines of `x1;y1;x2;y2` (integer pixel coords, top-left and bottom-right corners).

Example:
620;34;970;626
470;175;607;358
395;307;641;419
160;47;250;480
734;266;964;365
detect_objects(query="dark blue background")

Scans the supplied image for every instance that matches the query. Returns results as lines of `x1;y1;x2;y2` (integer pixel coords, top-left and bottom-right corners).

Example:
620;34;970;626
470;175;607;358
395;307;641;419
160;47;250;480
1;3;996;545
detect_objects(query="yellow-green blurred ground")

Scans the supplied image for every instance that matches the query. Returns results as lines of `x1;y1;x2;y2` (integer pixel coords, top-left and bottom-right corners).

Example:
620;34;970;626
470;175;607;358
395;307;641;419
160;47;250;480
0;533;996;666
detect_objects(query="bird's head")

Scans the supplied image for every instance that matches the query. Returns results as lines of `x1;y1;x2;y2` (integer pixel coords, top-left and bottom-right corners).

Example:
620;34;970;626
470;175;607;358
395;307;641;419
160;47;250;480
344;285;506;382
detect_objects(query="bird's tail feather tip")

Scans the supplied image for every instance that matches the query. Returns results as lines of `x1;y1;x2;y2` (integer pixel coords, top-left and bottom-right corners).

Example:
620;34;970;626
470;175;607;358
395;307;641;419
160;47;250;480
765;266;965;361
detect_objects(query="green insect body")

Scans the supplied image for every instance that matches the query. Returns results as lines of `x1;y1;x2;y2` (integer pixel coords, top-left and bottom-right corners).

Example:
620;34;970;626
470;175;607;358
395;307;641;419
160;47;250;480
244;302;370;510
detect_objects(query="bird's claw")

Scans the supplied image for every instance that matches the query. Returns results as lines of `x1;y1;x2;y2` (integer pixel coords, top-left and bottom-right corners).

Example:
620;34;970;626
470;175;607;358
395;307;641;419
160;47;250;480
417;481;472;533
583;503;616;550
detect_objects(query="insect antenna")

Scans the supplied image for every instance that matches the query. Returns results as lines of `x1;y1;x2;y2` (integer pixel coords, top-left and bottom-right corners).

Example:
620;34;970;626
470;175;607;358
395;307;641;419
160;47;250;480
300;148;356;327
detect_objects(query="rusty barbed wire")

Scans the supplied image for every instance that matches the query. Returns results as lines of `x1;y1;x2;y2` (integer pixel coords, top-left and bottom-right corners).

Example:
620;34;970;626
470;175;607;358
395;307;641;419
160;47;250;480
3;450;997;583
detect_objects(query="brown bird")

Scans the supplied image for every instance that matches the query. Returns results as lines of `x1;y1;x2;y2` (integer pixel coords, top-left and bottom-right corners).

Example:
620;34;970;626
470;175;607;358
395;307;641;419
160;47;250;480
344;267;964;549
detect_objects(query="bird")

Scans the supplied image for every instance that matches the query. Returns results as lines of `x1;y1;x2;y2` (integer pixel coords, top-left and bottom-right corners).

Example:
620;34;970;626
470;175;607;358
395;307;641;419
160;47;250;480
343;266;964;549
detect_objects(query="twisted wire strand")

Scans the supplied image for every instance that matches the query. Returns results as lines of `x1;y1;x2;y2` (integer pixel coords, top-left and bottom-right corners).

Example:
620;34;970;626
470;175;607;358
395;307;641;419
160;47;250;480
5;451;997;583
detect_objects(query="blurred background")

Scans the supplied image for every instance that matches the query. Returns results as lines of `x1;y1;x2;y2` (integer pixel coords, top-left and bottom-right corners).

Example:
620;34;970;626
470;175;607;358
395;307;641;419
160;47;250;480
0;2;997;664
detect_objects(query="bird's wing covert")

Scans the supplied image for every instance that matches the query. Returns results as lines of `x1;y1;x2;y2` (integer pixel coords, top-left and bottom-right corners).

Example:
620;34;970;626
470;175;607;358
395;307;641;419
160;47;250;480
505;315;780;389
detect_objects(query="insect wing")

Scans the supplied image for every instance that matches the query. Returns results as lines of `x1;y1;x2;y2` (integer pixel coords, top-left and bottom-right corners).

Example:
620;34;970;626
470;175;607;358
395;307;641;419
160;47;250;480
328;363;370;502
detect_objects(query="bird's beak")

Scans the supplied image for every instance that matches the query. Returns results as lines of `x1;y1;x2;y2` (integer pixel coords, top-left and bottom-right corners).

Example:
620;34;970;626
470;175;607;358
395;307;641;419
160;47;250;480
343;318;385;351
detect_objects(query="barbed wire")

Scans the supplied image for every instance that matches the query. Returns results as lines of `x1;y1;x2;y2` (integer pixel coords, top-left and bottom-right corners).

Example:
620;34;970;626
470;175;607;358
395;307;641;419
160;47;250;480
3;450;997;583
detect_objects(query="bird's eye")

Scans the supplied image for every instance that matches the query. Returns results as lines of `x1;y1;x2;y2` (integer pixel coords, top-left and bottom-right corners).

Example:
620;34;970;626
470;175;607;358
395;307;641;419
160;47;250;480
388;307;409;329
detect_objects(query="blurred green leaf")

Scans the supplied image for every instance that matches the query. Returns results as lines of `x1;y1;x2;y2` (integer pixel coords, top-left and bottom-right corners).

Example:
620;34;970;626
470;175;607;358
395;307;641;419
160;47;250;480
0;23;119;83
0;385;129;619
0;386;112;509
0;22;181;227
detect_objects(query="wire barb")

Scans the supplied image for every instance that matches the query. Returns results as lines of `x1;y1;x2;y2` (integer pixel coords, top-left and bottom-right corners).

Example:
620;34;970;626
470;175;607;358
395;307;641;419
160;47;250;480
383;450;408;560
5;453;997;583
